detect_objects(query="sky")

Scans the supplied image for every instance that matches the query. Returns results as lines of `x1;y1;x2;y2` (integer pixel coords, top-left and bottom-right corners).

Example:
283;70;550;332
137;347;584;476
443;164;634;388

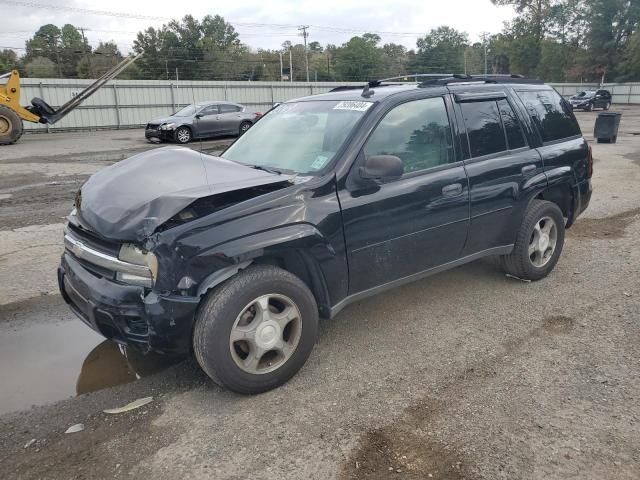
0;0;515;55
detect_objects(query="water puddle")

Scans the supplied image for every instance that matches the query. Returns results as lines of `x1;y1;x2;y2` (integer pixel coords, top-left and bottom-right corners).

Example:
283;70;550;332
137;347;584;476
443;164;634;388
0;318;180;415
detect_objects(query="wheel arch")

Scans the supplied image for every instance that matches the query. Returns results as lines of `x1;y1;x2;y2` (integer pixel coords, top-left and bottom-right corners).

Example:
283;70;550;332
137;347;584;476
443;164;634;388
193;225;335;318
534;181;577;227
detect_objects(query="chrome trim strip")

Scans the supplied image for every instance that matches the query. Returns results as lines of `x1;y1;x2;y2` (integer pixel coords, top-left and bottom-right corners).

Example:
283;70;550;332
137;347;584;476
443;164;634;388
64;233;150;278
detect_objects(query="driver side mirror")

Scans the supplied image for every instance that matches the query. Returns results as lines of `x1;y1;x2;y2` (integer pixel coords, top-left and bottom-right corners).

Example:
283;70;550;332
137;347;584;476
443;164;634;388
359;155;404;182
195;113;203;119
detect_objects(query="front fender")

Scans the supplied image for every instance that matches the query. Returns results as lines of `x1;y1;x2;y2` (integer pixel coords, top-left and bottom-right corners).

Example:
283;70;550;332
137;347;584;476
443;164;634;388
176;223;342;314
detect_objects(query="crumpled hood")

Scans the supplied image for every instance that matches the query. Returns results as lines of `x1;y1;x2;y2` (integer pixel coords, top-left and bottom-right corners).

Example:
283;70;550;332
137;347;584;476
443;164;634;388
77;147;294;241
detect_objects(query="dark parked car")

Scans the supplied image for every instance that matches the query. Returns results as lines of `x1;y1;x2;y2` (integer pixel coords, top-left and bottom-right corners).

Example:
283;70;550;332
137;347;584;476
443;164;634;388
145;101;261;144
59;76;592;394
570;89;612;111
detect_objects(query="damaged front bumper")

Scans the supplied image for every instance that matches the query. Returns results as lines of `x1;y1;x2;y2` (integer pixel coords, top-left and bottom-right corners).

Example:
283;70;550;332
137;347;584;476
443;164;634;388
58;253;199;356
144;127;176;142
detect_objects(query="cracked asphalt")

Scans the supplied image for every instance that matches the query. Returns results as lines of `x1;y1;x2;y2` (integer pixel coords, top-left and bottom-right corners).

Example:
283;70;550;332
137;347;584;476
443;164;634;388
1;112;639;479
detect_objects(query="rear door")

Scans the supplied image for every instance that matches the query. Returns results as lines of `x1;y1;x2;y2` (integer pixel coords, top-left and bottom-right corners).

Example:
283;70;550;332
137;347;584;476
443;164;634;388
338;95;470;294
218;104;244;134
454;90;546;254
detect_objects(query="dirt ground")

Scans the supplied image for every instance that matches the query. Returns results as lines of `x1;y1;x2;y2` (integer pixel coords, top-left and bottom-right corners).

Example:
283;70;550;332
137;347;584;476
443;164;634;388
0;109;639;480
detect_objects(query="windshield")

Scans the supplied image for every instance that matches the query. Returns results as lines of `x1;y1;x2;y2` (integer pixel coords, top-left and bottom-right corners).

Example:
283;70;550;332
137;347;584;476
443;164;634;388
575;91;595;98
172;104;201;117
221;100;372;174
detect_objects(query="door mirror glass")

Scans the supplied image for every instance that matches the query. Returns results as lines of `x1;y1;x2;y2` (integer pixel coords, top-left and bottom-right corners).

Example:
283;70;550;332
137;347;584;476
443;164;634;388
359;155;404;182
195;113;203;119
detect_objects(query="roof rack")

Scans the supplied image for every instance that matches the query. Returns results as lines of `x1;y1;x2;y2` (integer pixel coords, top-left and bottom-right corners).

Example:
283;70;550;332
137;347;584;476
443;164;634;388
327;73;543;95
418;74;544;86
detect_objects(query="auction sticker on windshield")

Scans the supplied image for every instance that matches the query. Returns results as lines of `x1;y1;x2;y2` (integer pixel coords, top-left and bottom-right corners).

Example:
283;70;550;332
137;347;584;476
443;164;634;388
333;101;373;111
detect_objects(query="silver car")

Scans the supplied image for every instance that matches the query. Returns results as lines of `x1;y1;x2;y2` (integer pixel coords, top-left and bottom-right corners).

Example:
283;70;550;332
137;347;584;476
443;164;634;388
145;101;262;144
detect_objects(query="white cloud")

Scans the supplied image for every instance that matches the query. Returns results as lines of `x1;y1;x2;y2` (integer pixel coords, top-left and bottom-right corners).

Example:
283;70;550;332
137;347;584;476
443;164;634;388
0;0;514;55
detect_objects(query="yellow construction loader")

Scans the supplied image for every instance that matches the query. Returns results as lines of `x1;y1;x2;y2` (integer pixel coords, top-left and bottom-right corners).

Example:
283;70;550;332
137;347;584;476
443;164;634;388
0;55;138;145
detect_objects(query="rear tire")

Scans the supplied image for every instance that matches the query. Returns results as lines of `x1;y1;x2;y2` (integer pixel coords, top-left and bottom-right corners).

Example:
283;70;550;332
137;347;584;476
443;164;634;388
0;105;24;145
239;121;252;136
500;200;565;281
585;103;593;112
193;265;319;394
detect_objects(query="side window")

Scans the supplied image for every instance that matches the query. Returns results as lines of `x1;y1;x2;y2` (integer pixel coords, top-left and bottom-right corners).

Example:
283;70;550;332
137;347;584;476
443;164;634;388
199;105;218;116
516;90;581;142
364;97;453;174
497;99;527;150
460;100;506;157
220;104;242;113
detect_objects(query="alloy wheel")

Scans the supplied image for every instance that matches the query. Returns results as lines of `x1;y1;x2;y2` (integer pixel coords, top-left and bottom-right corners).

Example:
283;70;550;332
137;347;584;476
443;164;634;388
176;128;191;143
528;216;558;268
229;294;302;374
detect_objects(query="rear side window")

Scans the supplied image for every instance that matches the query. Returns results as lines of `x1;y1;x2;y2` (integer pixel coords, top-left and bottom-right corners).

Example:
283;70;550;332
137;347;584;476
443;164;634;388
364;97;453;174
460;101;506;157
516;90;580;143
497;99;527;149
220;104;242;113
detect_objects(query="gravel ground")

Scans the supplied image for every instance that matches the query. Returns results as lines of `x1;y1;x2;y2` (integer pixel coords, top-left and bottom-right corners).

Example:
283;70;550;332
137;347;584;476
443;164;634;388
0;107;639;479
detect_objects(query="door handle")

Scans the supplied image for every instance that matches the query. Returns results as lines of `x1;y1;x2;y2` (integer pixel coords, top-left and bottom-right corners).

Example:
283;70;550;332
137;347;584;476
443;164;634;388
442;183;463;197
521;165;536;176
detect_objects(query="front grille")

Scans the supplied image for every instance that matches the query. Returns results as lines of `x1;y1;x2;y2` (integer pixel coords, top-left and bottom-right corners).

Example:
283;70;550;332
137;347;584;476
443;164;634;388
67;222;120;257
146;123;160;129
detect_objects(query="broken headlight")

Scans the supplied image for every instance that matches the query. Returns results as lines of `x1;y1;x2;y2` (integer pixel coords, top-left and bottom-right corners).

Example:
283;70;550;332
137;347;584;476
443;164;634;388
160;122;177;130
117;244;158;288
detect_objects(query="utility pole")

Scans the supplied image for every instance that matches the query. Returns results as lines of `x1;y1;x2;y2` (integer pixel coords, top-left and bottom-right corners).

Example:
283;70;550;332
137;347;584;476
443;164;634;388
480;32;489;76
79;27;92;77
279;52;283;81
289;48;293;83
298;25;310;82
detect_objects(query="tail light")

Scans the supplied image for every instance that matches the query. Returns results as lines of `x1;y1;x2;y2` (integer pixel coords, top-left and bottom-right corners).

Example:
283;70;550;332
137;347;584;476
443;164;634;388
587;143;593;178
255;112;263;118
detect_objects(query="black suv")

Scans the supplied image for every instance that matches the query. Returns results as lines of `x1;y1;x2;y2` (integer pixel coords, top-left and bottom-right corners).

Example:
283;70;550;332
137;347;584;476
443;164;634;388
570;89;612;111
58;76;592;394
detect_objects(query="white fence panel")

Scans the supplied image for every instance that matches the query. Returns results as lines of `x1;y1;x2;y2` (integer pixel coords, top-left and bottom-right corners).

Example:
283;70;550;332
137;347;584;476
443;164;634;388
16;78;640;132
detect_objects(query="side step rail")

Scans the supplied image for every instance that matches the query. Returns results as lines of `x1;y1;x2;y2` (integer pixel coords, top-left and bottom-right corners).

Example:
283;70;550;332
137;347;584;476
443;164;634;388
43;54;141;125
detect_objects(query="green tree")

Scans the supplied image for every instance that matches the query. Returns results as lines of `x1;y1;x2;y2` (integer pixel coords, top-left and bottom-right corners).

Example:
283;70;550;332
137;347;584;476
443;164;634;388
0;49;19;72
333;34;384;81
133;14;245;80
413;26;469;73
25;56;57;77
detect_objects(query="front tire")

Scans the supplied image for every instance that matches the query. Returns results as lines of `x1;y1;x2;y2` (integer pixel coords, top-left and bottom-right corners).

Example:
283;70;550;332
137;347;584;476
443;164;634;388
0;105;24;145
500;200;565;281
174;126;192;144
585;103;593;112
604;101;611;111
193;265;319;394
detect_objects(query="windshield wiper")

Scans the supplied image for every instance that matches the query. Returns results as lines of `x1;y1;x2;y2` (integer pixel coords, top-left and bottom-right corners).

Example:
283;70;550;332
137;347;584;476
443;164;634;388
250;164;282;175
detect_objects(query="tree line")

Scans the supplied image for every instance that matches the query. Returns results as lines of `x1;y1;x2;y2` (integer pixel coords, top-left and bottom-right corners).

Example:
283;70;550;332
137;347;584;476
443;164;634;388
1;0;639;83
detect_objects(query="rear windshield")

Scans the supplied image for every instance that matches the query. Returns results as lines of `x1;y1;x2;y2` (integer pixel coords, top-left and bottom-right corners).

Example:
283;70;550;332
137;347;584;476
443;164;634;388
222;100;371;174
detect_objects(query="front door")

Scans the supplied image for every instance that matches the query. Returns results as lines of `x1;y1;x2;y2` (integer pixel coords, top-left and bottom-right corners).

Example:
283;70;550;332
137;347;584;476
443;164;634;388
194;104;220;137
338;96;470;294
